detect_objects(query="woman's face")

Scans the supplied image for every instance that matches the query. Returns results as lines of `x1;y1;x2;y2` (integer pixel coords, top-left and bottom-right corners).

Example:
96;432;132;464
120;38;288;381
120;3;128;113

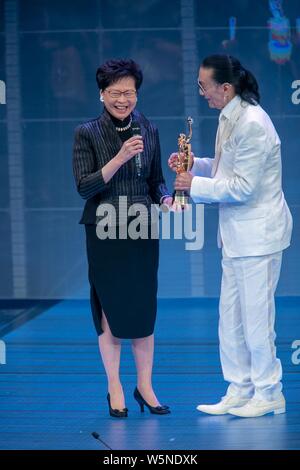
101;76;137;120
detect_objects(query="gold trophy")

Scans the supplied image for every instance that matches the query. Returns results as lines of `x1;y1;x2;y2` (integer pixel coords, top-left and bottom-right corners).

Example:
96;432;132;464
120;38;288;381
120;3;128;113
174;116;193;206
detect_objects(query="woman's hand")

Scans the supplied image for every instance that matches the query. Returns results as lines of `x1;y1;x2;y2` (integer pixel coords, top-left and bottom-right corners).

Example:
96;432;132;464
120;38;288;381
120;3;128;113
117;135;144;164
168;152;194;173
160;196;173;213
102;135;143;184
160;195;190;213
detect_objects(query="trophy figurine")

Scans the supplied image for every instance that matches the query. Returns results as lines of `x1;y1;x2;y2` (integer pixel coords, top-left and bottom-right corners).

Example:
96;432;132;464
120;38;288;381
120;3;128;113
174;116;193;206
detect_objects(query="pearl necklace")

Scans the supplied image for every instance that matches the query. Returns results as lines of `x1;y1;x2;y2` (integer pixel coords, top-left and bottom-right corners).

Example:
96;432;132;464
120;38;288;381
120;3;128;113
115;115;132;132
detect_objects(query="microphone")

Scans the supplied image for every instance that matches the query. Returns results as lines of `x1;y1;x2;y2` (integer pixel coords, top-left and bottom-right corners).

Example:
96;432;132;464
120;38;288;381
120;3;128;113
131;121;142;177
91;431;113;450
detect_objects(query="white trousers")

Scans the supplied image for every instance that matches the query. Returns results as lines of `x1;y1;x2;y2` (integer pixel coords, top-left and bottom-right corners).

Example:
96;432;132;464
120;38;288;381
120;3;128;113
219;250;283;401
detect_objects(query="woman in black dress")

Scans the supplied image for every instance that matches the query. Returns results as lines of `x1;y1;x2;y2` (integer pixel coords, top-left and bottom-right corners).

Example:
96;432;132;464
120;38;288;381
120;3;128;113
73;59;172;417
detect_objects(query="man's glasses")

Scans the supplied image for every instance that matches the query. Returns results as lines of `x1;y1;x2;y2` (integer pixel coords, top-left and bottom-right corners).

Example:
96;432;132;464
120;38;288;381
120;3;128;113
197;78;218;94
105;89;137;99
197;78;229;94
197;78;206;94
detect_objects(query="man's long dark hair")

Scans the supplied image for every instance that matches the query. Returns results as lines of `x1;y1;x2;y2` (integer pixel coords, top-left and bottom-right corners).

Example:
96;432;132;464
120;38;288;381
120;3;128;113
202;54;260;105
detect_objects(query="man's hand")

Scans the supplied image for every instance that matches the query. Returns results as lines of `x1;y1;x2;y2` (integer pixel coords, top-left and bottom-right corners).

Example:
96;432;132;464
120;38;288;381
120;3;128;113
168;152;195;173
174;172;193;192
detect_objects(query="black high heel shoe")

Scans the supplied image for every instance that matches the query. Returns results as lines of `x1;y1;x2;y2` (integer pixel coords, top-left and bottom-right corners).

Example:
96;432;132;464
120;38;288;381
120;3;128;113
107;393;128;418
133;387;170;415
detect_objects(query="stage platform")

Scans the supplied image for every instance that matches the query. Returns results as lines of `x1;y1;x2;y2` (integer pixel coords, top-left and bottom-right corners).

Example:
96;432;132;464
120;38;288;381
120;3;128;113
0;298;299;450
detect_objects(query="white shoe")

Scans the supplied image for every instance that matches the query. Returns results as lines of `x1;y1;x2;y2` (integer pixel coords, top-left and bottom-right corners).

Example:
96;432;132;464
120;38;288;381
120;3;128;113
228;393;286;418
196;395;250;415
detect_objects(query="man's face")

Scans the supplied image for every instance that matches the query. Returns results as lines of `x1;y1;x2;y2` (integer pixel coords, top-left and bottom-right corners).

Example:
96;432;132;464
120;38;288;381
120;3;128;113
198;66;227;110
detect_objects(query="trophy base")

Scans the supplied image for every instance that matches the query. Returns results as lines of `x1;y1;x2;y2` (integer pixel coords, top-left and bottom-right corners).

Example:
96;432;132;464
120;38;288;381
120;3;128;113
174;191;189;207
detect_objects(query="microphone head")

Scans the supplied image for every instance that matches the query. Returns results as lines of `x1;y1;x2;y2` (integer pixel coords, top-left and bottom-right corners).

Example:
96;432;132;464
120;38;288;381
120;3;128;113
91;432;100;439
131;121;141;135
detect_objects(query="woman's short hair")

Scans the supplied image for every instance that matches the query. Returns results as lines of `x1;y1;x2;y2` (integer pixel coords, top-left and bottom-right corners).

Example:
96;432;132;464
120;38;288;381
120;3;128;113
202;54;260;105
96;59;143;91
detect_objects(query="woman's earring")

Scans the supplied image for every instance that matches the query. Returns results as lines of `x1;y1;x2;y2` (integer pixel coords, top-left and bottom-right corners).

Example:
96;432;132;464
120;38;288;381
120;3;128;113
100;95;104;102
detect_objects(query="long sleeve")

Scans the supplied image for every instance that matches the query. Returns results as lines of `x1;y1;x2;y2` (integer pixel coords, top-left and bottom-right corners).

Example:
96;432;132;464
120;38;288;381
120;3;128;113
147;128;170;204
190;157;214;177
190;121;268;204
73;125;110;200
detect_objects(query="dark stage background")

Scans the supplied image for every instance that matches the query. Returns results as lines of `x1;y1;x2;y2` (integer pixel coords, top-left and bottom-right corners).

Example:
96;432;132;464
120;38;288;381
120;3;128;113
0;0;299;299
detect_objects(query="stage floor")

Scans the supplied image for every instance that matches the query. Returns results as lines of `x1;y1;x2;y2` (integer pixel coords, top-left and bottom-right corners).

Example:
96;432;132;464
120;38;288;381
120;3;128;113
0;298;299;450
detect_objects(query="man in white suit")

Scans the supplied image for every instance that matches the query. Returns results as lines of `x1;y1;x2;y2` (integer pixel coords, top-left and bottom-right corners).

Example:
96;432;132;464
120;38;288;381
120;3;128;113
169;55;293;418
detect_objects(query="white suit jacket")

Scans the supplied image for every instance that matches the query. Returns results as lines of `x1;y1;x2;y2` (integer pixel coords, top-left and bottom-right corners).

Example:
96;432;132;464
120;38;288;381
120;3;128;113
190;95;293;257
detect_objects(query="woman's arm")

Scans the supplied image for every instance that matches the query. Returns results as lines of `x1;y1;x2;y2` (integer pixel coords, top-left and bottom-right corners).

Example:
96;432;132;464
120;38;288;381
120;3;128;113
73;125;143;200
73;125;108;200
147;128;171;204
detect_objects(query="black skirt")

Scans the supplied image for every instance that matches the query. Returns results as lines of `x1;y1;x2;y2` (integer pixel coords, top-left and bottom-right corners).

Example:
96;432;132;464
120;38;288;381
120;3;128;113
85;224;159;339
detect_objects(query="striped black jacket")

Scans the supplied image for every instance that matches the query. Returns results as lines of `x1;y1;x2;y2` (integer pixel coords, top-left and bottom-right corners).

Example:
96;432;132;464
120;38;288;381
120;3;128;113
73;108;170;224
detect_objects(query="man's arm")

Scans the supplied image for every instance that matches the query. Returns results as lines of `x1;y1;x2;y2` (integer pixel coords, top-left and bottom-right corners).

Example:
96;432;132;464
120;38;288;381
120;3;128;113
190;121;268;204
190;157;214;178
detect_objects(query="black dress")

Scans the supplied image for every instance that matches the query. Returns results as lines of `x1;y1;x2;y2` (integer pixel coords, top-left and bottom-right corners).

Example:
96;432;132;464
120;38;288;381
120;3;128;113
73;109;170;339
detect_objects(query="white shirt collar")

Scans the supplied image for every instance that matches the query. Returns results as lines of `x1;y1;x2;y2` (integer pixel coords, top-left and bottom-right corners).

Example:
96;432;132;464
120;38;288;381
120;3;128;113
219;95;241;122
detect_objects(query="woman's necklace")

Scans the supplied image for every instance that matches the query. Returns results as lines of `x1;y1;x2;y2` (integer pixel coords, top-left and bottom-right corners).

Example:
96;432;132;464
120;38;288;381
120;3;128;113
115;115;132;132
